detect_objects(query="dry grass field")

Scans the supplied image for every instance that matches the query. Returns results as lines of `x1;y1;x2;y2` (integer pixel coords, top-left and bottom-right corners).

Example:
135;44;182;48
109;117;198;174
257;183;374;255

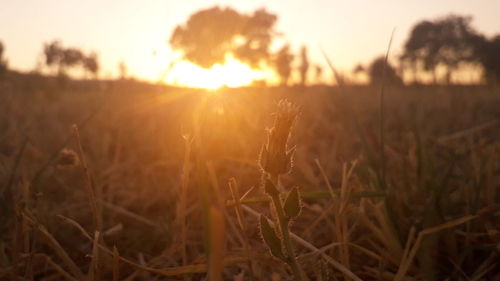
0;74;499;280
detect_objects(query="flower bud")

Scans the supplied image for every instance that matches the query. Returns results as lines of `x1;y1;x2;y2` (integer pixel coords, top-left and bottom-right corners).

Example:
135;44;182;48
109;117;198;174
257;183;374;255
259;100;298;175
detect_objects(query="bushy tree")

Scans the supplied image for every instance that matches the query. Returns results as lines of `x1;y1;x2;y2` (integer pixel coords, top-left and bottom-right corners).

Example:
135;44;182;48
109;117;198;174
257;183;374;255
401;15;483;83
61;48;83;69
44;41;65;74
169;6;278;68
475;35;500;83
369;56;403;86
43;40;99;78
83;52;99;78
234;8;278;67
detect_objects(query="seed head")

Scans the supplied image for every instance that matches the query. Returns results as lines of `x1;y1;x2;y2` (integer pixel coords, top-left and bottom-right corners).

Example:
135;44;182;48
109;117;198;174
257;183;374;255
260;100;299;175
56;148;79;168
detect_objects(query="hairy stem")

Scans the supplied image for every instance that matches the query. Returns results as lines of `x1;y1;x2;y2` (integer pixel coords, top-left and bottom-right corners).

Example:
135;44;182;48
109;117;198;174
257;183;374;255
269;174;304;281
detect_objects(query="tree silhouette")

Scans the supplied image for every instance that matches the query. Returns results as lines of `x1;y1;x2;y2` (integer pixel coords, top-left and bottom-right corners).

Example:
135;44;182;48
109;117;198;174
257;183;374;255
298;46;309;86
0;41;7;77
369;56;403;86
43;40;99;78
44;41;65;75
61;48;83;70
234;8;278;68
169;6;277;68
476;35;500;83
401;15;483;84
119;61;128;80
83;52;99;78
275;45;293;86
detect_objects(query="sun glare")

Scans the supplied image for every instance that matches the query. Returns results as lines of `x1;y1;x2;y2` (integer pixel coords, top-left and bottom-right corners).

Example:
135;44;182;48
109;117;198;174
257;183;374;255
166;54;278;89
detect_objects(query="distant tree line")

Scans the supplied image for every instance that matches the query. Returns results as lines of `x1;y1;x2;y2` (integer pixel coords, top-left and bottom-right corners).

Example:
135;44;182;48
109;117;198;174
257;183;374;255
364;14;500;85
171;8;500;86
43;40;99;78
2;11;500;86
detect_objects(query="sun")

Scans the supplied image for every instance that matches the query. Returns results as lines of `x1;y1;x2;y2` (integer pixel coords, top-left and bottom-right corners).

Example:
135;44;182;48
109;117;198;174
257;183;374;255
165;54;278;89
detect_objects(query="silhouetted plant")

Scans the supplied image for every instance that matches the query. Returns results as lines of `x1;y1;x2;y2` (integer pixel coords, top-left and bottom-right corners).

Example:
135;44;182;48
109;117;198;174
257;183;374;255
352;64;366;84
314;65;323;84
118;61;128;80
369;56;403;86
0;41;7;77
259;100;305;281
275;45;293;86
353;64;365;74
298;46;309;86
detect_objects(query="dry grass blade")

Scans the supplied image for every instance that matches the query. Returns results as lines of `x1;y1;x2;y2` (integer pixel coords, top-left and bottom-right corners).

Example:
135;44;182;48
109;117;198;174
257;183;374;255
30;253;80;281
378;28;396;186
58;214;246;277
3;138;28;199
177;135;193;268
21;213;85;280
437;118;500;144
229;178;256;279
208;206;226;281
319;47;343;87
73;125;102;232
226;190;385;207
361;200;403;262
315;159;358;275
339;160;357;213
364;266;417;281
99;200;159;228
394;215;478;281
103;223;123;237
242;205;363;281
399;226;416;270
112;246;120;281
315;159;335;200
87;231;100;280
470;253;499;281
229;179;247;234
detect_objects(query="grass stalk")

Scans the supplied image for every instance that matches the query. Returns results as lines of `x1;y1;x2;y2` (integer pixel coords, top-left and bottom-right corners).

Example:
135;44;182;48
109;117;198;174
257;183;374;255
268;174;304;281
73;125;102;233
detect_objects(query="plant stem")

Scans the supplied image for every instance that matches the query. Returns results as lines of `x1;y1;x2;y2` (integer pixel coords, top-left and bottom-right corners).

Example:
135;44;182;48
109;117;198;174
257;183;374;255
269;174;304;281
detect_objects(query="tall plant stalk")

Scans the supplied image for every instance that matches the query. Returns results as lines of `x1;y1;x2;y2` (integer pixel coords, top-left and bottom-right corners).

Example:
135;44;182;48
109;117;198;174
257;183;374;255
259;100;305;281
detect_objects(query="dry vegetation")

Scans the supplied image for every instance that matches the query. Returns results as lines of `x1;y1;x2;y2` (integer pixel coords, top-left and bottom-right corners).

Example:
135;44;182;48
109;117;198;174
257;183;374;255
0;75;499;280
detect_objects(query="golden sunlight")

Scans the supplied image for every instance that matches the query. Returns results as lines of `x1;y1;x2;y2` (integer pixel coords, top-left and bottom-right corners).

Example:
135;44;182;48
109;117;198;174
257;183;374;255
166;54;278;89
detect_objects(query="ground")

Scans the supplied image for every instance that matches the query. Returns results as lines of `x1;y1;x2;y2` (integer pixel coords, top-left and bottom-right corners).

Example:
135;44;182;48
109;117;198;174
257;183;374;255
0;73;499;280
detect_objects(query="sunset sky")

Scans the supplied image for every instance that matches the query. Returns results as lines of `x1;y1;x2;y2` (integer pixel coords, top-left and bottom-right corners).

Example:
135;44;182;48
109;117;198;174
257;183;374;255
2;0;500;84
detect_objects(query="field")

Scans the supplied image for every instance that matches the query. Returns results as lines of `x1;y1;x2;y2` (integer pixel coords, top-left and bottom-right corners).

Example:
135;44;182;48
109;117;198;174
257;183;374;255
1;73;499;280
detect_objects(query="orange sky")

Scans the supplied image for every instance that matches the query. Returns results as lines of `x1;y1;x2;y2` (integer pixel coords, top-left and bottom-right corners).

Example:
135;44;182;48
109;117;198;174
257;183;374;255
2;0;500;85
